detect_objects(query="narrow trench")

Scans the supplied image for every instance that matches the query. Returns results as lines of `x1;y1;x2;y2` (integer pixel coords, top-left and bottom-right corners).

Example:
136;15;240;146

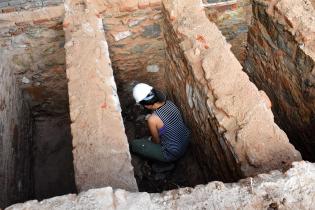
31;99;77;200
26;37;77;200
120;99;207;192
105;2;253;192
3;20;77;203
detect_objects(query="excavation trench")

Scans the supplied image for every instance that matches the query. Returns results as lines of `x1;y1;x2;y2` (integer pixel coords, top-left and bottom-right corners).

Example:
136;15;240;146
100;0;301;192
0;8;76;207
1;0;314;208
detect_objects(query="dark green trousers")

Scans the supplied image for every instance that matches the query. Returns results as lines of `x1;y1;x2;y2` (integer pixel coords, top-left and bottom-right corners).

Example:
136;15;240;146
130;137;169;162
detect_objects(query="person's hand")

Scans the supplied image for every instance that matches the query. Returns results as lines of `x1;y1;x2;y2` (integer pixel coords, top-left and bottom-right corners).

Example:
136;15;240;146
145;114;152;121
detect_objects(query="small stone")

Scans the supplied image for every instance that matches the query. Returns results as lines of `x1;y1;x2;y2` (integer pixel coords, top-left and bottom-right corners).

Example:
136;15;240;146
112;31;132;41
120;0;138;12
128;18;146;27
194;48;200;56
22;77;31;84
131;45;146;53
142;24;161;38
82;23;94;35
129;20;141;27
153;14;162;20
146;64;159;72
170;10;176;21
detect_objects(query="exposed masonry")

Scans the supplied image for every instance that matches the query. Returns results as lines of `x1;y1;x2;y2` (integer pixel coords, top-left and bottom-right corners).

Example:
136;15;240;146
0;6;72;208
63;0;138;192
205;0;252;64
99;0;166;109
0;0;64;13
162;0;301;181
245;0;315;161
1;0;314;208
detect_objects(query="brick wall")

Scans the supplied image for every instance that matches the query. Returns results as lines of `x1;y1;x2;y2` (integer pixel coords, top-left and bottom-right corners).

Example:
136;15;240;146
205;0;252;64
0;0;64;13
245;0;315;160
162;0;301;182
64;0;138;192
0;46;33;209
98;0;166;109
0;5;78;206
0;6;67;116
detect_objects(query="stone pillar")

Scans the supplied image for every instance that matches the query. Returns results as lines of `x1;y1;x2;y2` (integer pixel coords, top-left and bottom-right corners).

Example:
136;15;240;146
64;0;138;192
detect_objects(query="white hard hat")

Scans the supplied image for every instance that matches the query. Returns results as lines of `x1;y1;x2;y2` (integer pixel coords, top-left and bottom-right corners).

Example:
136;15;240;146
133;83;153;103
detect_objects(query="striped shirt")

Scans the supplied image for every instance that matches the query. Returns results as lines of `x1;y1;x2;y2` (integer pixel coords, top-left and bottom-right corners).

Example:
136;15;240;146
153;100;190;161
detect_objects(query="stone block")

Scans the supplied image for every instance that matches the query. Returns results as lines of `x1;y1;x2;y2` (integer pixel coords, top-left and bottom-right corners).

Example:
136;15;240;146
8;0;27;6
64;1;137;192
119;0;138;12
142;24;161;38
138;0;150;9
0;2;9;7
2;7;16;13
146;64;159;72
112;31;132;41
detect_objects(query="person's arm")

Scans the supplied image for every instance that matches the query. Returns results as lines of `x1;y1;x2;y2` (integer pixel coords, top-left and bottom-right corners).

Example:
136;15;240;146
147;115;161;144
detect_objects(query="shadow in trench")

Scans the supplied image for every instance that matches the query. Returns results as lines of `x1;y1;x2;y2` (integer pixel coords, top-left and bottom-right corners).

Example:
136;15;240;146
32;114;77;200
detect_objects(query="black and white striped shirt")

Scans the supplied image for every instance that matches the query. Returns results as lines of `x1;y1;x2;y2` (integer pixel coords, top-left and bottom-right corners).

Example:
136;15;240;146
154;100;190;161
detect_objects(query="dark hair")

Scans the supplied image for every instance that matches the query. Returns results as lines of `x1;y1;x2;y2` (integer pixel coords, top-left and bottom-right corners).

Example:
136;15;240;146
139;89;165;106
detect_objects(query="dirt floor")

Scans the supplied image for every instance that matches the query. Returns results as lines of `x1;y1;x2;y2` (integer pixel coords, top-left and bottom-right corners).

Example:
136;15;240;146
122;104;206;192
32;115;77;200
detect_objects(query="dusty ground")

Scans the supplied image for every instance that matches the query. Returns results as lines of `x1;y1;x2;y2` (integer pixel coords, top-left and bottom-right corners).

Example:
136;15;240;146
33;115;76;200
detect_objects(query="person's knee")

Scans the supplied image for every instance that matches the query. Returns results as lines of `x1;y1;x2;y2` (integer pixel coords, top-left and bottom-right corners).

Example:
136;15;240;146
130;139;143;152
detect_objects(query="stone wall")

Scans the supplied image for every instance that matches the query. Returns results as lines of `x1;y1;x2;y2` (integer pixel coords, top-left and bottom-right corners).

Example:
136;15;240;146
162;0;301;182
0;5;77;205
0;0;64;13
63;0;138;192
96;0;166;108
6;161;315;210
0;6;67;116
204;0;252;64
0;51;33;209
245;0;315;160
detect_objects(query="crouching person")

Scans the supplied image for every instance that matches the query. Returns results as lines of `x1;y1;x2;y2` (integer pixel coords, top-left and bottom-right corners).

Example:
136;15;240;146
130;83;190;162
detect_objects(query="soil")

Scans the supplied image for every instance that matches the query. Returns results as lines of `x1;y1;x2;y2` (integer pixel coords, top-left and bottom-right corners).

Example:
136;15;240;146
32;115;77;200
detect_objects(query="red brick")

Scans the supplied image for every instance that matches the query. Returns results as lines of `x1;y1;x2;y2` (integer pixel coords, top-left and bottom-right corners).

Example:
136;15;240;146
138;0;150;9
2;7;16;13
119;0;138;12
33;18;49;25
149;0;161;7
49;23;63;30
63;21;70;28
15;22;30;27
